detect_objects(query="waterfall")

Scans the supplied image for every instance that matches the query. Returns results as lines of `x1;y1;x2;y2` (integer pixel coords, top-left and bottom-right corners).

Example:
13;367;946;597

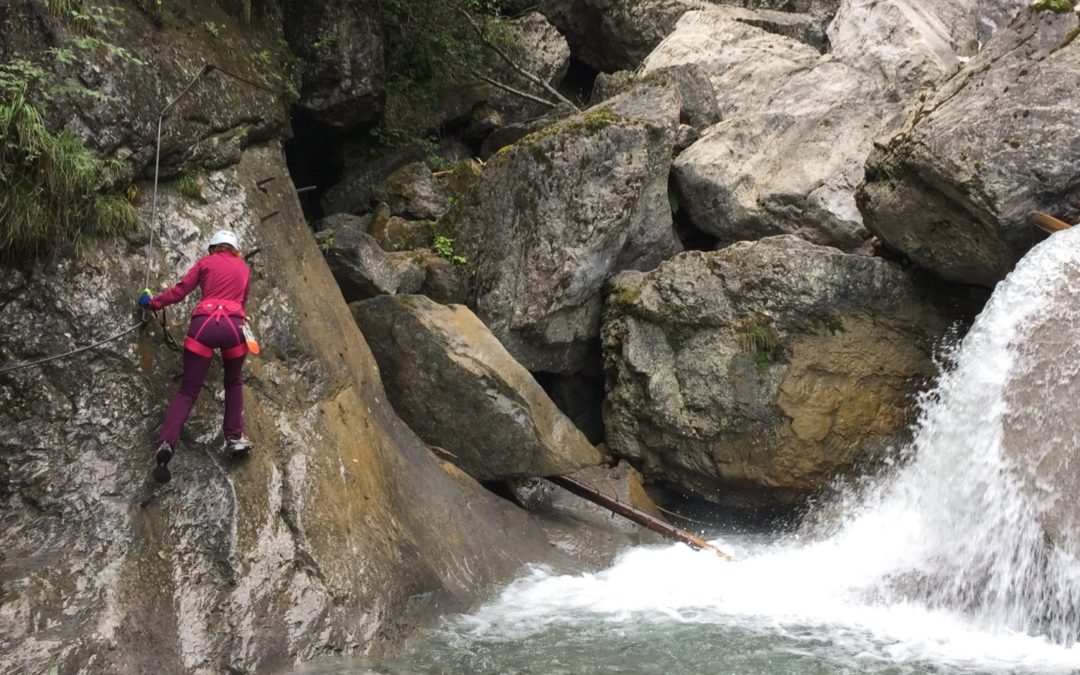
429;227;1080;673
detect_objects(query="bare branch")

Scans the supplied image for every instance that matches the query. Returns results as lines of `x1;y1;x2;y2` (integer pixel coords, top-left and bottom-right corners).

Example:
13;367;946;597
473;71;559;108
454;5;582;113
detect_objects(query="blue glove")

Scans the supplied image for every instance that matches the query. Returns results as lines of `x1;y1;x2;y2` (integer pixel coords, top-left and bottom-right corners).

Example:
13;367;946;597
138;288;153;309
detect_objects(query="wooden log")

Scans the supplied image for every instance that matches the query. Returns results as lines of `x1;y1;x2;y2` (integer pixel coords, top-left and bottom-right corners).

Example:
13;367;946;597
1028;211;1073;235
547;474;733;560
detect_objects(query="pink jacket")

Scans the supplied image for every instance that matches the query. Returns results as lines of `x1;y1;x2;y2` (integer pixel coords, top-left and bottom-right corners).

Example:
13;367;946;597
149;251;250;318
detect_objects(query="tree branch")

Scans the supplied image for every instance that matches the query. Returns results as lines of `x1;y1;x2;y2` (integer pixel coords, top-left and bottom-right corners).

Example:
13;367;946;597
455;6;582;113
472;72;559;108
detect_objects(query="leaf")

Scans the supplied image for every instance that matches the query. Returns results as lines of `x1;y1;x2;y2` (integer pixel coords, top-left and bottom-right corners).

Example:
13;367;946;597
157;550;167;561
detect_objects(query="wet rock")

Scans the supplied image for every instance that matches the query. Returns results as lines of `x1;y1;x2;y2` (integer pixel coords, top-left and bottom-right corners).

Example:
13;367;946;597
602;236;947;507
1003;260;1080;559
283;0;384;128
0;145;566;674
370;162;449;221
445;78;683;373
511;462;666;541
352;295;604;481
658;10;885;250
315;224;401;300
487;11;572;124
857;10;1080;287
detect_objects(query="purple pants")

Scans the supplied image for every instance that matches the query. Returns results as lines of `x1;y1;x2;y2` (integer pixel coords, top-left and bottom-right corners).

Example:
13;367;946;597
157;315;245;449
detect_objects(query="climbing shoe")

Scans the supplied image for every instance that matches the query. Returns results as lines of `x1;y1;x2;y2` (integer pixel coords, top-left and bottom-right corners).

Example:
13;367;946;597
225;435;253;457
153;442;173;484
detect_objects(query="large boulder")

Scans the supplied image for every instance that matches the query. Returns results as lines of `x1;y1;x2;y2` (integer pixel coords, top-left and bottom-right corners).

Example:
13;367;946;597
444;78;684;374
487;11;572;124
283;0;385;128
314;222;403;300
857;9;1080;287
370;162;449;222
602;236;947;506
658;11;886;250
321;146;422;217
352;295;604;481
539;0;695;72
0;145;564;673
827;0;1027;102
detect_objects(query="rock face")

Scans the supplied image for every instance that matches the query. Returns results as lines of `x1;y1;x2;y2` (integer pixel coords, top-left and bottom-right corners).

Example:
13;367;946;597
602;236;946;506
656;10;890;249
446;79;683;374
0;145;571;673
1;0;286;177
487;11;572;124
315;223;403;300
352;296;603;481
858;10;1080;287
283;0;385;128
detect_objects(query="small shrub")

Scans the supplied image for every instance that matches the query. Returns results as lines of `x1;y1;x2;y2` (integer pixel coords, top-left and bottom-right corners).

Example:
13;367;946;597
173;172;201;198
432;234;466;264
735;317;780;369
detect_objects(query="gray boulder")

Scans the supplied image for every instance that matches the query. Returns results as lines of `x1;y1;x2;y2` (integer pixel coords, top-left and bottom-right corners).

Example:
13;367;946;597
444;78;684;373
487;11;572;124
314;223;401;300
352;296;604;480
658;11;886;249
321;146;421;217
857;10;1080;287
539;0;695;71
603;236;946;507
283;0;385;127
370;162;449;221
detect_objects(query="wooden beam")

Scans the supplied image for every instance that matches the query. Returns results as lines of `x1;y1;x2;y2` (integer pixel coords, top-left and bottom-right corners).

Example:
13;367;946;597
1028;211;1073;235
547;474;733;560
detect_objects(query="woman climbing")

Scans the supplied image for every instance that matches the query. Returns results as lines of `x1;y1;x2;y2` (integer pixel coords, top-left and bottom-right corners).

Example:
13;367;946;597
139;230;253;484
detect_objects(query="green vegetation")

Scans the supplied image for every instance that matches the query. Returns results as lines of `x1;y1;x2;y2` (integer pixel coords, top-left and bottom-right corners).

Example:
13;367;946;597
610;286;642;309
375;0;514;150
1031;0;1073;11
202;20;223;38
0;84;135;257
312;32;336;50
432;234;467;265
736;317;780;369
0;1;145;259
174;172;201;198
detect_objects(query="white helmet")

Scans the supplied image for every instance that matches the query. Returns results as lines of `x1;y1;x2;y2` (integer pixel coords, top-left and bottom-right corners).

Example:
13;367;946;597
208;230;240;251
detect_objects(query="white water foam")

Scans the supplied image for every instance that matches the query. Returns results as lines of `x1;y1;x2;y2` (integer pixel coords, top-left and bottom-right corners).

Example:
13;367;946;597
459;228;1080;673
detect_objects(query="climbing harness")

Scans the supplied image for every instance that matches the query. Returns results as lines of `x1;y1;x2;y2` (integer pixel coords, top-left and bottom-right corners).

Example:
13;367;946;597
0;63;279;375
184;299;248;360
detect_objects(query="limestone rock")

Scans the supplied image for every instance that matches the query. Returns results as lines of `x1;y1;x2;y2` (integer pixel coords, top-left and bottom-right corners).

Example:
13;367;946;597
857;10;1080;287
352;296;604;480
315;224;401;300
0;145;563;674
283;0;384;128
658;11;886;250
602;236;947;506
487;11;572;124
370;162;449;221
445;78;683;373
